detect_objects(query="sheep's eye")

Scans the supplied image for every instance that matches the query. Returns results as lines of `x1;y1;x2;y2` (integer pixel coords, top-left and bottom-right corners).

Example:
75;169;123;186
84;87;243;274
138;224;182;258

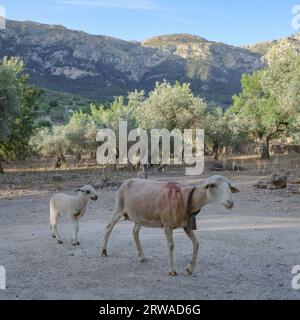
86;190;91;194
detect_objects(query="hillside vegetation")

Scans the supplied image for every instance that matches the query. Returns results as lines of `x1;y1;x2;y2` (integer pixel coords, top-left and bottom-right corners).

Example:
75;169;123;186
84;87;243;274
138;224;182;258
0;20;264;105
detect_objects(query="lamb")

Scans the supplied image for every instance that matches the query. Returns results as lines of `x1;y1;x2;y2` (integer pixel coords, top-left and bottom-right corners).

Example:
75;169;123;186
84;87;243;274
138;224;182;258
101;175;239;276
49;185;98;245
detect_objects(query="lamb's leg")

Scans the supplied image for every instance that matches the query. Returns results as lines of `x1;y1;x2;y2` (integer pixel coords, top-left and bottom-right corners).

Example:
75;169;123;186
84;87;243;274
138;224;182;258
164;226;177;276
49;209;63;244
183;227;199;275
133;223;147;263
71;219;80;246
101;209;123;256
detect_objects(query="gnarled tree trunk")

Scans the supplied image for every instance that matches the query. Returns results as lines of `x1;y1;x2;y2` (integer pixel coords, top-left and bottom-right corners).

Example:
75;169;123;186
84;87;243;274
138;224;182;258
213;145;219;161
261;138;270;160
90;152;96;160
55;154;66;168
55;156;62;168
0;160;4;174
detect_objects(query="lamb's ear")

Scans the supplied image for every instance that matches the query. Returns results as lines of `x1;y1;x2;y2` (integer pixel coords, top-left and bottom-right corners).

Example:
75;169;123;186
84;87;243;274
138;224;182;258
75;188;81;192
230;185;240;193
204;182;217;189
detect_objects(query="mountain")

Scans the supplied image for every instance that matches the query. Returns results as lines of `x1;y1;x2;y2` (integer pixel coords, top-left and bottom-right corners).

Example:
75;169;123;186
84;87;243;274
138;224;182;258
244;33;300;63
0;20;266;105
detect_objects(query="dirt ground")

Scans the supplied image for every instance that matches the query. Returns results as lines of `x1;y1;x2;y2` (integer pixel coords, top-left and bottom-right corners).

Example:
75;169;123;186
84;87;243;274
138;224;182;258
1;162;300;300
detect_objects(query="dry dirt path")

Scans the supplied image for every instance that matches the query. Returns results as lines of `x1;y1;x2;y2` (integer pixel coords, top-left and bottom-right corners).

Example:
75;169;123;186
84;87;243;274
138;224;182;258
1;174;300;299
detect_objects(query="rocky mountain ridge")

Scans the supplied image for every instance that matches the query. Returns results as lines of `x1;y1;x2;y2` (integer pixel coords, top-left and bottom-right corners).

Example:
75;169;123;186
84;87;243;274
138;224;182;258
0;20;297;105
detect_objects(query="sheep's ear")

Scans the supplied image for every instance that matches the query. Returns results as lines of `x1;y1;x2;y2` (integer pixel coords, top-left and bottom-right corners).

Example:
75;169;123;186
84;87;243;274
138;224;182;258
75;188;81;192
230;185;240;193
204;183;217;189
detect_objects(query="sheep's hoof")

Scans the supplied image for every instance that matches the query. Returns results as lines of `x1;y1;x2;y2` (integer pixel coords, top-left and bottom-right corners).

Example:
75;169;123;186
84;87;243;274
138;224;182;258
169;271;178;277
186;268;193;276
72;241;80;246
101;249;107;257
140;258;148;263
52;235;63;244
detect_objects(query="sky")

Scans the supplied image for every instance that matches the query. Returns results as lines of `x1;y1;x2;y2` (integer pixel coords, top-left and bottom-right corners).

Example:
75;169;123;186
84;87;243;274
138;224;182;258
0;0;300;45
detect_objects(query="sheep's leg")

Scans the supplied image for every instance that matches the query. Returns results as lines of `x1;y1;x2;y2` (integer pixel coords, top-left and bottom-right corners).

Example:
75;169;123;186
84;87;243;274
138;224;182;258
133;223;147;263
101;209;123;256
71;219;80;246
164;227;177;276
184;227;199;275
49;210;63;244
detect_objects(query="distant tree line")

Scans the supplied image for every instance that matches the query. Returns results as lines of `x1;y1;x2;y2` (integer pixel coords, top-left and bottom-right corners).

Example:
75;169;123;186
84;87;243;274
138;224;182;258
1;49;300;172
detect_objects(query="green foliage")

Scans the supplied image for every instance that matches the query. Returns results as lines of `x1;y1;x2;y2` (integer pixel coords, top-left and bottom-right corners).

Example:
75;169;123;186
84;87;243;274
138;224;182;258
230;71;278;140
229;49;300;158
136;81;206;131
30;94;138;162
204;107;242;159
36;89;93;122
89;95;138;131
22;54;300;165
3;84;41;160
0;57;21;142
262;49;300;119
65;111;98;158
29;126;69;160
0;57;40;163
30;118;93;162
29;82;208;164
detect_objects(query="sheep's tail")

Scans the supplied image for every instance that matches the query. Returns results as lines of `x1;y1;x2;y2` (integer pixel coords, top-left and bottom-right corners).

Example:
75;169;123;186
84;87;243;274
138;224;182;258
114;182;130;220
115;187;124;212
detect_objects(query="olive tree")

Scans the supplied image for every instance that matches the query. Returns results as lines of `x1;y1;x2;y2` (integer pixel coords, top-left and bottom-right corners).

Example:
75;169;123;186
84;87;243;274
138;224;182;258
29;126;69;167
204;107;240;160
134;81;206;169
0;57;21;173
136;81;206;131
0;57;40;172
230;49;300;159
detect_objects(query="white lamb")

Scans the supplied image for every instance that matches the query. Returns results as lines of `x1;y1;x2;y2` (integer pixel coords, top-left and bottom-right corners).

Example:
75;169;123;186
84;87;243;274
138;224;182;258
49;185;98;245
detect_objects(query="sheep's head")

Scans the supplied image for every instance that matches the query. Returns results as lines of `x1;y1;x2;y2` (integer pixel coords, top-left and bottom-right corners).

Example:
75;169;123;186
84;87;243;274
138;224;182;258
204;175;239;209
76;185;98;201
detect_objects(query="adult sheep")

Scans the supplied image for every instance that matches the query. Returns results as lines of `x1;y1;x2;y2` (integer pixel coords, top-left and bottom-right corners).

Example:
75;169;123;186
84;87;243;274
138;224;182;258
101;175;239;276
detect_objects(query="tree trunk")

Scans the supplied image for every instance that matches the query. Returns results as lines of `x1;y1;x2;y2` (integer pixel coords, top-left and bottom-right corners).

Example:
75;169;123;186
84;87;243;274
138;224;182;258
76;154;81;161
90;152;96;160
213;145;219;161
261;139;270;160
55;156;62;168
55;154;66;167
60;154;67;163
0;160;4;174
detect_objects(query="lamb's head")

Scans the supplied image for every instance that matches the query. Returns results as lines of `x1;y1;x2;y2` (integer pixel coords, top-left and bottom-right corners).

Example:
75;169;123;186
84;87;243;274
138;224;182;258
76;185;98;201
204;175;239;209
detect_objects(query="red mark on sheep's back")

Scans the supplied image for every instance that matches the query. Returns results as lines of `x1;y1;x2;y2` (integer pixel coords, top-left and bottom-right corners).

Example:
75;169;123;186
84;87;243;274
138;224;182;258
164;182;182;199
